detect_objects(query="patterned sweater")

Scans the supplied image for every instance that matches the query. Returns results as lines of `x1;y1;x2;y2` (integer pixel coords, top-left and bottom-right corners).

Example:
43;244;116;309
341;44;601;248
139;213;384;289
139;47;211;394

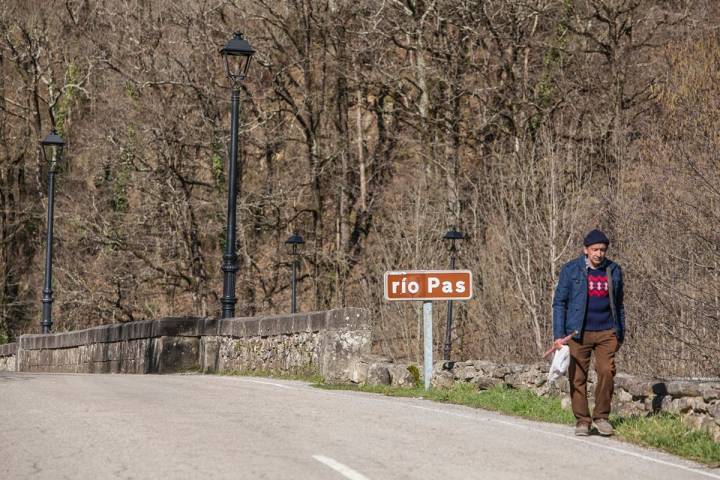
586;267;614;331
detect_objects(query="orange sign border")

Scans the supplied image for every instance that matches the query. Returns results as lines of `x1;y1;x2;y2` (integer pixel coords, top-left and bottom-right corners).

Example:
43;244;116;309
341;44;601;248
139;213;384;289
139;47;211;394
383;270;473;301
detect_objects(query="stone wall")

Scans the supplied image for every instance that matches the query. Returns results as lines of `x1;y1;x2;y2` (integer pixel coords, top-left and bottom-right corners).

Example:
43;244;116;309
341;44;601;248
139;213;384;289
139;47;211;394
207;309;371;382
355;358;720;442
0;342;16;371
0;308;371;383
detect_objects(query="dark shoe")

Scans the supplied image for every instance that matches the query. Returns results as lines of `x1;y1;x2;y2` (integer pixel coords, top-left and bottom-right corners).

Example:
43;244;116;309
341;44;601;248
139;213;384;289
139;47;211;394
575;423;590;436
594;419;614;436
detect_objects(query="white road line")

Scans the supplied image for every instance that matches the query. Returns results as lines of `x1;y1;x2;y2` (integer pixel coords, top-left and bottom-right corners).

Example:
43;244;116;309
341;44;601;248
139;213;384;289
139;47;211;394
313;454;372;480
320;391;720;479
407;404;720;480
232;378;720;479
226;377;296;389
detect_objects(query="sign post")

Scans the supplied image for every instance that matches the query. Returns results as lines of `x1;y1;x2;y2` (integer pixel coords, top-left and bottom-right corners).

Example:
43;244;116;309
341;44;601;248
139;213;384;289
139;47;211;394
422;301;433;390
384;270;473;390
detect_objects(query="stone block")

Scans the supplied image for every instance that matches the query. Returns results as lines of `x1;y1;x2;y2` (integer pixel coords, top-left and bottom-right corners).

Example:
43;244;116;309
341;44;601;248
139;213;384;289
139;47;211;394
431;369;455;389
243;319;259;337
470;360;495;372
491;365;511;378
614;373;653;397
91;343;109;363
98;361;110;374
531;362;550;374
200;317;219;336
700;386;720;402
218;318;243;338
706;401;720;420
528;369;546;387
106;324;123;343
614;400;646;418
456;366;478;381
77;329;90;347
616;388;633;403
452;360;473;368
325;309;345;330
61;331;77;348
291;314;310;333
366;363;391;386
507;363;526;374
472;376;502;390
666;381;703;398
309;312;327;332
218;321;236;340
350;360;369;384
109;360;121;373
88;327;106;345
326;310;348;330
19;334;41;351
124;320;155;340
682;414;716;433
318;328;371;383
40;349;52;366
200;337;220;373
326;308;369;331
153;317;204;337
276;315;296;335
504;374;521;388
691;397;709;413
108;343;122;361
258;317;281;337
505;370;541;389
668;397;695;414
156;336;200;373
388;364;416;387
0;342;17;356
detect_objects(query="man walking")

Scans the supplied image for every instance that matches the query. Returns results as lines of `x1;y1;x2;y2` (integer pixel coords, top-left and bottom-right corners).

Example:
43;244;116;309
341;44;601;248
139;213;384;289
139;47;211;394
552;229;625;436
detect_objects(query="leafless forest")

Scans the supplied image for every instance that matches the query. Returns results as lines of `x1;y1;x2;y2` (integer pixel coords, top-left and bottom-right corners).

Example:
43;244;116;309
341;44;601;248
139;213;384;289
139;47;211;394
1;0;718;376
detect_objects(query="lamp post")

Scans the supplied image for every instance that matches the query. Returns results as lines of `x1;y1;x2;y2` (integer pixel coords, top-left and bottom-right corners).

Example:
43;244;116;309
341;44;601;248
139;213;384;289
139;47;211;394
285;233;304;314
219;32;255;319
40;129;65;334
442;228;464;360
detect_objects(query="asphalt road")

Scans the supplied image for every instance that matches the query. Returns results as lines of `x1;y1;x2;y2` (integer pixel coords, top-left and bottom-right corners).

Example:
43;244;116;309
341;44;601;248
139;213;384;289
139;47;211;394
1;372;718;480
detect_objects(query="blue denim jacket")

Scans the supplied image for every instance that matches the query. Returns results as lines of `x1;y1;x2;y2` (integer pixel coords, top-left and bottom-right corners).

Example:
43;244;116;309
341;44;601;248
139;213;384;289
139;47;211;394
552;255;625;342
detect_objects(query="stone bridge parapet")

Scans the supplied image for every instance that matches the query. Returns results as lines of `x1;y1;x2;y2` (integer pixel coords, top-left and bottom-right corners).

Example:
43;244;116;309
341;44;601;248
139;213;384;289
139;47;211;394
0;308;370;383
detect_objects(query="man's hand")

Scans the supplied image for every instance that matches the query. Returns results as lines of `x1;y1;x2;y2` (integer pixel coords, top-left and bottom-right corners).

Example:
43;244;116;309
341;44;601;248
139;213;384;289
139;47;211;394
543;332;577;359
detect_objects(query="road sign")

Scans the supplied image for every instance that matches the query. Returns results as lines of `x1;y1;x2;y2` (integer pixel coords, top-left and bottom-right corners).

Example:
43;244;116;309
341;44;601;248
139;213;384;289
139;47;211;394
383;270;473;301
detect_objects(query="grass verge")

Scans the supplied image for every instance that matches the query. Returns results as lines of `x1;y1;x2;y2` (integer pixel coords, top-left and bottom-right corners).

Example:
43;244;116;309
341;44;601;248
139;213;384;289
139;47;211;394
614;413;720;467
316;382;720;466
318;382;575;424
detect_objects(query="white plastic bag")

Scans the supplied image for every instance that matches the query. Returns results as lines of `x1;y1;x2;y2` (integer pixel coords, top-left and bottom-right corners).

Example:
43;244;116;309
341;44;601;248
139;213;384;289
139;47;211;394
547;345;570;384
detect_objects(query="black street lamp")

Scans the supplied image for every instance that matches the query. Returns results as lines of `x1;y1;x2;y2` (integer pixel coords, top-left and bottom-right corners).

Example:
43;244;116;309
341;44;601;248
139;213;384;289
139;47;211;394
285;233;304;314
442;227;464;360
219;32;255;319
40;129;65;334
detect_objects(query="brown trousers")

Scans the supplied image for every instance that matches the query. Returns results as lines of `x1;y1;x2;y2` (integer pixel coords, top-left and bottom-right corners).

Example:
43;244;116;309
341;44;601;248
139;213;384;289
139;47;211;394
568;329;618;426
